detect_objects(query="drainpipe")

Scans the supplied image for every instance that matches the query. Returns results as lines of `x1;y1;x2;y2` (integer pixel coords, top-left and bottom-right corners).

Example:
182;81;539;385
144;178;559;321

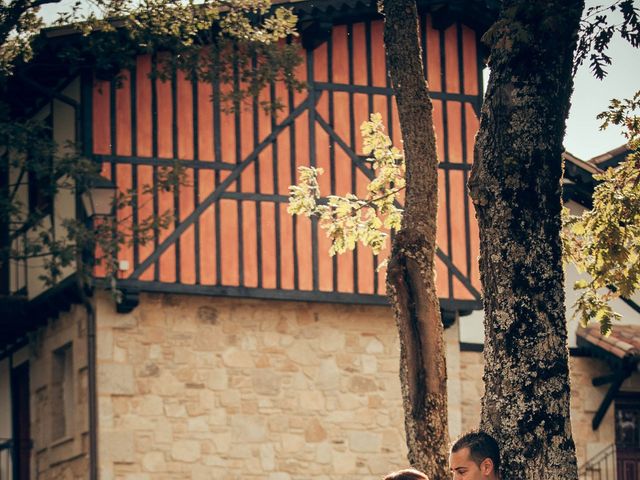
79;68;99;480
83;285;99;480
75;235;99;480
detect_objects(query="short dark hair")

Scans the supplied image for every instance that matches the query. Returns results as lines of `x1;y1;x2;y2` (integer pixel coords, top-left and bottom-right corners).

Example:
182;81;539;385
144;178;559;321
451;430;500;472
384;468;429;480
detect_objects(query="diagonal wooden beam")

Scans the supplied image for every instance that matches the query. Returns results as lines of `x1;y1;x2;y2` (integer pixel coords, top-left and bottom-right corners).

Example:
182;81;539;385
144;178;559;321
130;94;314;280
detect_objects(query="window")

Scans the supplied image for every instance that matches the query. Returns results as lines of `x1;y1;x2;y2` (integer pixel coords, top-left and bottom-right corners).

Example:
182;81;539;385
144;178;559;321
51;343;73;440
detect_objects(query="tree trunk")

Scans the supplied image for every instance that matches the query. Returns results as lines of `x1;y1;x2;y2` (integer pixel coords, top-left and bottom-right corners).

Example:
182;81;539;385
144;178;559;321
469;1;583;479
383;1;449;479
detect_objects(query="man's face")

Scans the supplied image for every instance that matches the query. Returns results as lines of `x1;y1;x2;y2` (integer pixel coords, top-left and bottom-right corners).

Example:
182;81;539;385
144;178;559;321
449;447;495;480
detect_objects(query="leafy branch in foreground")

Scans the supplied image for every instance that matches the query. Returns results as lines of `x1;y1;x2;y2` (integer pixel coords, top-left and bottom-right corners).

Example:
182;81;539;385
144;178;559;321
1;0;303;299
288;112;404;262
563;91;640;334
573;0;640;79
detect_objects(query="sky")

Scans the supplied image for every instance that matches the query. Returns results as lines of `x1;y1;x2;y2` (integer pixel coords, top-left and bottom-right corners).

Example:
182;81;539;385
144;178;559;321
564;0;640;160
40;0;639;161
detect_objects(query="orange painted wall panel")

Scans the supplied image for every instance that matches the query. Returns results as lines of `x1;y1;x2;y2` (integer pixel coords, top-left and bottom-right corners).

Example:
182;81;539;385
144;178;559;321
116;164;133;278
370;21;386;87
242;201;258;288
356;168;374;295
92;80;111;155
199;172;216;285
465;104;479;164
435;257;449;298
138;165;155;281
179;169;195;284
354;93;368;155
219;83;235;165
177;71;194;160
449;169;468;299
277;85;292;196
197;81;214;161
136;55;153;157
156;76;173;158
115;71;132;156
447;102;463;163
432;100;445;160
462;25;479;95
158;185;176;283
280;203;295;290
261;202;277;289
257;88;274;195
240;95;254;162
444;25;460;93
220;199;239;286
426;17;442;92
332;25;349;84
292;105;313;290
353;23;367;86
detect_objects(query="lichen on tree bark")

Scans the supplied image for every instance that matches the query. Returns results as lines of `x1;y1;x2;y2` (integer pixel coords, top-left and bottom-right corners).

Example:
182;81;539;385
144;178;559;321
470;1;583;479
382;1;449;478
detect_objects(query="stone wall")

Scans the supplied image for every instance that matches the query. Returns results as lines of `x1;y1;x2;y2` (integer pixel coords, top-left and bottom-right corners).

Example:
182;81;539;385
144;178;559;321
26;302;89;479
96;292;412;480
95;290;635;479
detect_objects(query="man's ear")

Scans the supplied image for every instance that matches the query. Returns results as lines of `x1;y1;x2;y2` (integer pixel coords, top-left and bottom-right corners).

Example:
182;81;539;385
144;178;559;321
480;458;494;476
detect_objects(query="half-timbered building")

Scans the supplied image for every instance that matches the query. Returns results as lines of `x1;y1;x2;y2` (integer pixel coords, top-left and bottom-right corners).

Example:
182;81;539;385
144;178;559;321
1;1;639;479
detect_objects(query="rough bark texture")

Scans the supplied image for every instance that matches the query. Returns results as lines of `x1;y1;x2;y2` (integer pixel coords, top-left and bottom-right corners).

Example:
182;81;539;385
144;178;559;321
383;1;448;479
469;1;583;479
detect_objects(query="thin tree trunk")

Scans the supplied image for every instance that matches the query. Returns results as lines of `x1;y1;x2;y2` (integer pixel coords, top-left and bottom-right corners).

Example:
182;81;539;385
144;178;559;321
382;1;448;479
469;1;583;479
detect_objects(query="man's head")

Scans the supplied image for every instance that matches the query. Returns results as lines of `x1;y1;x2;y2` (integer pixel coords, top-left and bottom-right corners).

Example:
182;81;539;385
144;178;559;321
449;431;500;480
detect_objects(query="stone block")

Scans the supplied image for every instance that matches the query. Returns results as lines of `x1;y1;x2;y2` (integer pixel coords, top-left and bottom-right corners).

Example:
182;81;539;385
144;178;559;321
231;415;268;443
135;394;164;418
219;389;241;409
260;443;275;471
102;430;135;463
315;358;340;391
252;369;281;396
286;342;316;366
361;354;378;374
187;416;209;432
299;390;325;410
368;456;392;475
305;418;327;442
208;408;227;426
348;431;382;453
97;330;113;360
315;443;332;464
164;403;187;418
98;364;135;395
101;309;138;330
282;433;305;452
205;369;228;390
365;338;384;354
319;330;346;352
333;451;356;474
348;375;377;393
142;452;166;472
268;474;291;480
211;433;232;453
149;371;183;397
222;347;254;368
171;440;201;462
